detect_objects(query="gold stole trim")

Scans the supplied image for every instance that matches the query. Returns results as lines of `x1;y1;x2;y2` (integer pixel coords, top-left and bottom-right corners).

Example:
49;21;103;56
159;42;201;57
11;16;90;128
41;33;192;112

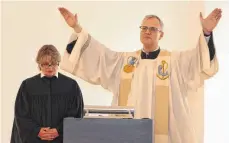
118;49;171;136
154;50;170;135
119;79;132;106
118;50;141;106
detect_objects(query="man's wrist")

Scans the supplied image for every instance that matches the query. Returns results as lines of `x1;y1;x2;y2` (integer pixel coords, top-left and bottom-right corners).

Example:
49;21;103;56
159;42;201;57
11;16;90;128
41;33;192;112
73;24;82;33
203;29;212;36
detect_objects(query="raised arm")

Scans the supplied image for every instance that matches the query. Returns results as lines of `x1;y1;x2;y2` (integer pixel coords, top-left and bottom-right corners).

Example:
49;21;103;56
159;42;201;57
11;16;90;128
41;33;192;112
172;8;221;85
58;7;124;94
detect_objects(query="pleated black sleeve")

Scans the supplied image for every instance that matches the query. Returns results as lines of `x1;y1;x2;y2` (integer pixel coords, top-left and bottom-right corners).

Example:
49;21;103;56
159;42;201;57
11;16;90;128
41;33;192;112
14;80;41;143
56;79;84;135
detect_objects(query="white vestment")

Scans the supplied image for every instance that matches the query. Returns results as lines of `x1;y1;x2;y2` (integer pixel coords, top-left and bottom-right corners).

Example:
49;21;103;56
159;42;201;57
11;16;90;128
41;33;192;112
60;27;218;143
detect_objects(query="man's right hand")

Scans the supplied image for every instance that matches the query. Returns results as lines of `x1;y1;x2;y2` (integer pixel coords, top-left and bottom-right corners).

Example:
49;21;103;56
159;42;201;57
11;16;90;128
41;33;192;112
58;7;82;33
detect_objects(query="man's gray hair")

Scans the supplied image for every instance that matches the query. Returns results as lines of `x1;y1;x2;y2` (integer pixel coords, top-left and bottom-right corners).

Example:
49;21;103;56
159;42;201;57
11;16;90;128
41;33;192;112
144;15;164;31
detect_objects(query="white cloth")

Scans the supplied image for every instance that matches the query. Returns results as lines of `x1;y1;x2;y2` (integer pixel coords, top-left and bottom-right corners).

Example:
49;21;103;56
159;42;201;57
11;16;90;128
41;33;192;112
60;28;218;143
40;71;59;78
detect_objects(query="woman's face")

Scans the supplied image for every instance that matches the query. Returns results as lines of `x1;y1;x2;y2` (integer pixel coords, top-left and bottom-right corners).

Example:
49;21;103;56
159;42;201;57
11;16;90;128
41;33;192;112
39;56;58;77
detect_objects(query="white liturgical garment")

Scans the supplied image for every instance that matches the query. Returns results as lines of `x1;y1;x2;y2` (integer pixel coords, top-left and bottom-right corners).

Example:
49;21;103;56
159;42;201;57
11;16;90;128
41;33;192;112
60;27;218;143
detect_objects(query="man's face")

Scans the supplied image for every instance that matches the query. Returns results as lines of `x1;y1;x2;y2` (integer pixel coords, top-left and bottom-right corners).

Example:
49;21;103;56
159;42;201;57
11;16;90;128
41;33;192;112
140;17;164;46
39;56;58;77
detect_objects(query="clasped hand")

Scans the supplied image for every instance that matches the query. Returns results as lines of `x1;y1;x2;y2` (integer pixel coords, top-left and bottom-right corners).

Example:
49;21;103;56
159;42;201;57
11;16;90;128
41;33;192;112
38;127;59;141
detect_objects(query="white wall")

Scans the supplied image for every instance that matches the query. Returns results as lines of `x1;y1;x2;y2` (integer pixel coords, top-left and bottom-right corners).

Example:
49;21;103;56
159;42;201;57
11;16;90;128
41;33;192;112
0;1;2;143
203;1;229;143
1;1;229;143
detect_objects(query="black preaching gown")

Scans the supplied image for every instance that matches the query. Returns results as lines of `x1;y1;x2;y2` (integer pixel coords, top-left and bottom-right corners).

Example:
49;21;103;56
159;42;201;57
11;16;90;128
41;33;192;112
10;72;84;143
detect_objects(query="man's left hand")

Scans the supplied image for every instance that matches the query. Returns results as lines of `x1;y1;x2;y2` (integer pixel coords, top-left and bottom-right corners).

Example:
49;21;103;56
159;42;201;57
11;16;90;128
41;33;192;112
200;8;222;35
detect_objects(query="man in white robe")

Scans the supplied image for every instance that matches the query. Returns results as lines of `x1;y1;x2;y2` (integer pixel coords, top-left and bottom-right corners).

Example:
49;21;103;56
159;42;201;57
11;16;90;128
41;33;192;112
58;7;222;143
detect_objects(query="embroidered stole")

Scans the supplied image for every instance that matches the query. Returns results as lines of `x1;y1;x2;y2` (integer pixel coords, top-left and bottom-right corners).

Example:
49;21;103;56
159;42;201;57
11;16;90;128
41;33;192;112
118;50;141;106
118;50;171;138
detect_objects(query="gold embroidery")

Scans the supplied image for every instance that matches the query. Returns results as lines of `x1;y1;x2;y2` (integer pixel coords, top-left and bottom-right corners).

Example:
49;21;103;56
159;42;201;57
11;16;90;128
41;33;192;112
156;60;169;80
123;65;135;73
123;56;138;73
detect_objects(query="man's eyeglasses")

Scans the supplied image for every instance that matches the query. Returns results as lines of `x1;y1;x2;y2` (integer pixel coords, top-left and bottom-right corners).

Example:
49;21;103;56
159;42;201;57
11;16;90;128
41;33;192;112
40;63;59;68
139;26;162;33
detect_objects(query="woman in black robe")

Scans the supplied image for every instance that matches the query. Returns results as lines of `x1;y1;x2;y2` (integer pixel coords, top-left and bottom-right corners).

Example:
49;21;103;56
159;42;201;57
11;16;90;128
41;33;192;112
10;44;84;143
